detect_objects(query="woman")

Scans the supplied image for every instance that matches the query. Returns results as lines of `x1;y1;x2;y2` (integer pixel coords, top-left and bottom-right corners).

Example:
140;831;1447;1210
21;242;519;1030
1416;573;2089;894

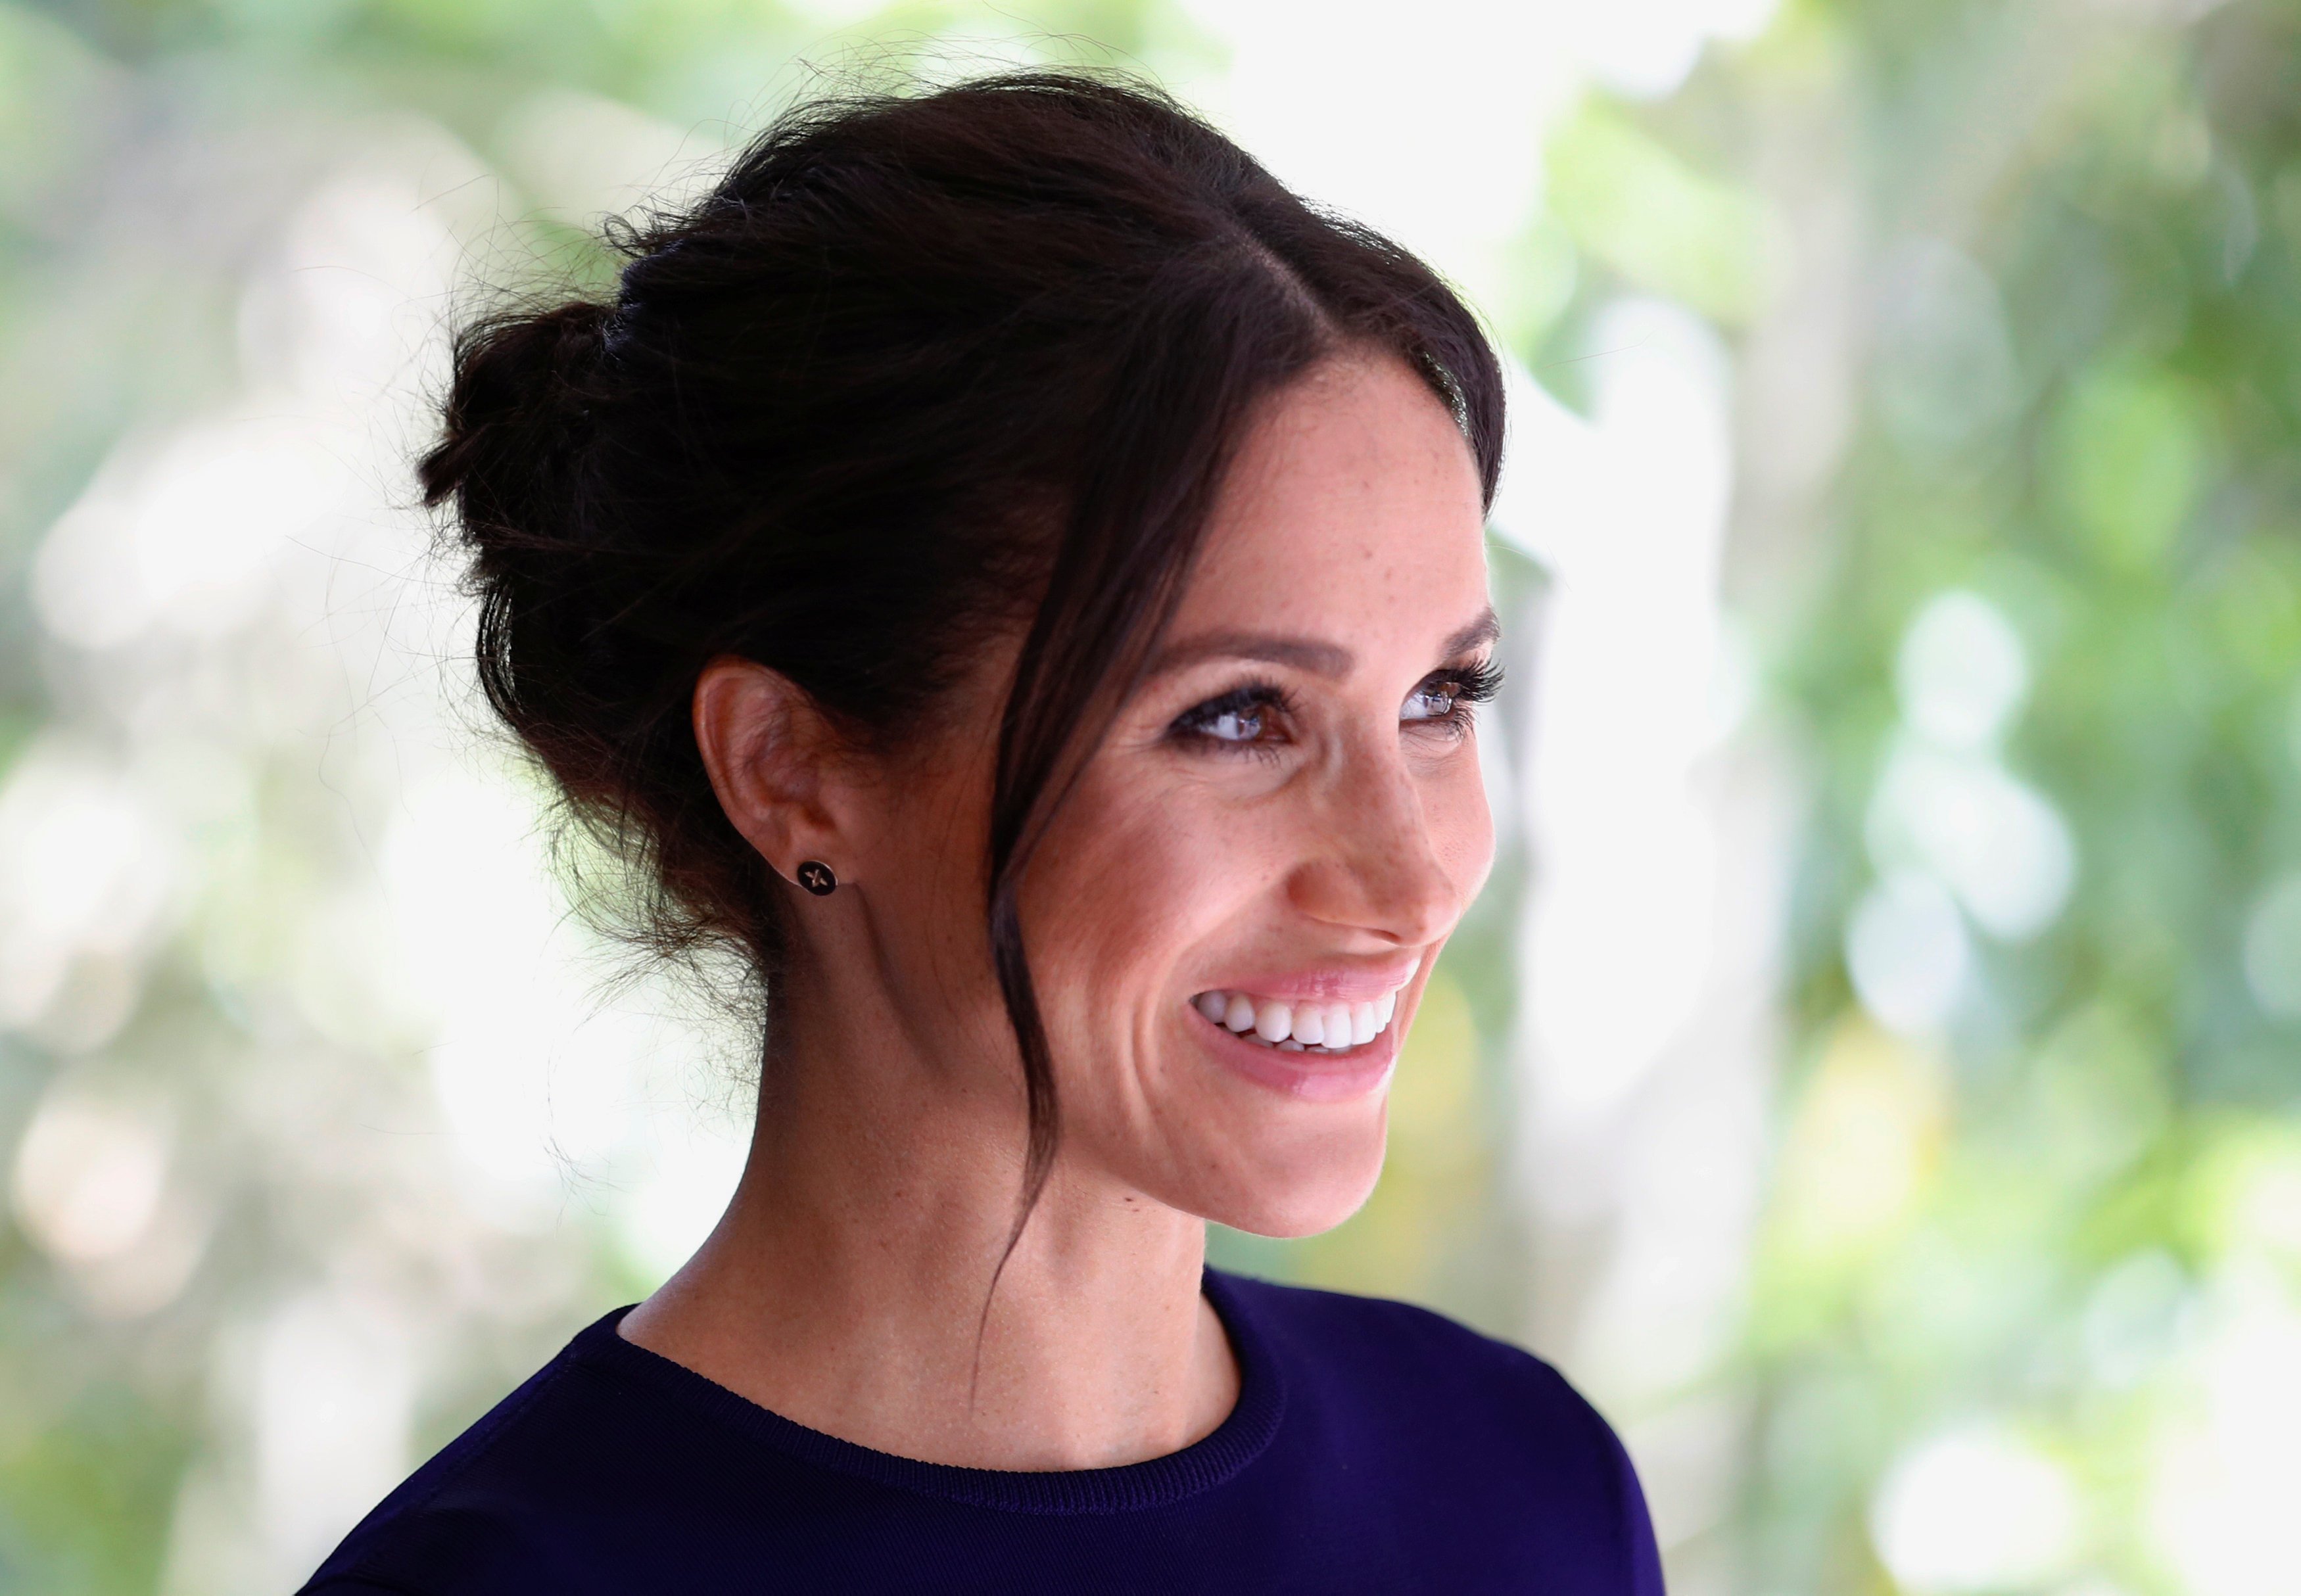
304;72;1664;1595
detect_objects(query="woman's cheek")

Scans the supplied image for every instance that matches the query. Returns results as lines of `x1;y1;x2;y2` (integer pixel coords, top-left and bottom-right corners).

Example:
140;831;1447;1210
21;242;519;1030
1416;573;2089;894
1037;774;1218;977
1118;799;1262;958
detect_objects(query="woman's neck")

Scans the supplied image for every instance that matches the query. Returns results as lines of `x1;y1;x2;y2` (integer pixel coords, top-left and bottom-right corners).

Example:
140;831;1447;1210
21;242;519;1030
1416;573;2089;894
617;1005;1239;1472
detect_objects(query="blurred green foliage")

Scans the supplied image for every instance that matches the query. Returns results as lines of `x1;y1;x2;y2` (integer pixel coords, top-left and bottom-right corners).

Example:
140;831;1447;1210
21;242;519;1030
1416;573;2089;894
1734;3;2301;1592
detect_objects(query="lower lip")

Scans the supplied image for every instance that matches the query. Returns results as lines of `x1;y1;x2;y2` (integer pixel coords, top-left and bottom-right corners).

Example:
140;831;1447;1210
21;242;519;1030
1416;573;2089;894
1191;1008;1400;1102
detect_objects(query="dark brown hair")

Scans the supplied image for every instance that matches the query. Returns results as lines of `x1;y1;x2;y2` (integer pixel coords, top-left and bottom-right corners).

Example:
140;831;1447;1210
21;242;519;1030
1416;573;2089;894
419;70;1504;1235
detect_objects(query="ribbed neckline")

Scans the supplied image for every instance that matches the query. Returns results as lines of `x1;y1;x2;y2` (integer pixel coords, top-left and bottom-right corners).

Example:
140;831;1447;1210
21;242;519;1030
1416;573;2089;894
569;1267;1285;1517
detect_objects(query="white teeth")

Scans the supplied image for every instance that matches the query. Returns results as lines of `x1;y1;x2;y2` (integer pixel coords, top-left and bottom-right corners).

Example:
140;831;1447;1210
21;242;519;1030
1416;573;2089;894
1189;981;1412;1053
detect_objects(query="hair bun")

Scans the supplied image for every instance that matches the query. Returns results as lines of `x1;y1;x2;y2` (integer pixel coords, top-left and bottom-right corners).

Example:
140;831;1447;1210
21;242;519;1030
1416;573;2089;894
419;299;612;536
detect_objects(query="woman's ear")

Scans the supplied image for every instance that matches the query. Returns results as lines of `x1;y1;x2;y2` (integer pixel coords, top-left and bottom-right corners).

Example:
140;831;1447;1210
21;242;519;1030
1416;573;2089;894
692;657;852;887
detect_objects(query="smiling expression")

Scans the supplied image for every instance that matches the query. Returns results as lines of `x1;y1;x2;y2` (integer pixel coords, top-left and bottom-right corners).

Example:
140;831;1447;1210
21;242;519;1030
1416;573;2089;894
1005;351;1498;1237
777;350;1499;1240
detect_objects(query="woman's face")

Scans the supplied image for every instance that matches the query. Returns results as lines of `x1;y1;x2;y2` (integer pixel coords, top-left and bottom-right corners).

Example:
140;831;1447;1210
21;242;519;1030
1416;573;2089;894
807;351;1494;1240
1014;352;1498;1236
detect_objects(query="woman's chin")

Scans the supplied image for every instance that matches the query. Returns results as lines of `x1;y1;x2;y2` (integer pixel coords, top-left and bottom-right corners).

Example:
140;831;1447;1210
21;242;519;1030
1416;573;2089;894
1195;1131;1389;1240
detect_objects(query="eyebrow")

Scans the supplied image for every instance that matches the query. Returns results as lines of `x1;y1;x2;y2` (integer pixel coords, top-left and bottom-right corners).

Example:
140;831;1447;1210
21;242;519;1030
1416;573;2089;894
1149;607;1501;680
1443;609;1503;659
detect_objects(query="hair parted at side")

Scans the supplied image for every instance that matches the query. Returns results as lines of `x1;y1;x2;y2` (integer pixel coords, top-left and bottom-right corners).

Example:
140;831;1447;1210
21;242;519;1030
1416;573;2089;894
420;69;1504;1237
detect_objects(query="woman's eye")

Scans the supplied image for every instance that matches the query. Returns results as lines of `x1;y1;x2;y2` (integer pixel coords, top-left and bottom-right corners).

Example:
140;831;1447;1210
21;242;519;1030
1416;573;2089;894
1169;686;1288;749
1402;684;1458;722
1197;706;1264;742
1402;659;1502;730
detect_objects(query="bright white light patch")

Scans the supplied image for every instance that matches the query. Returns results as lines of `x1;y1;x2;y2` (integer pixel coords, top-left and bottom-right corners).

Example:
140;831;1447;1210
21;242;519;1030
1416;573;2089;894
1552;0;1782;99
1846;871;1971;1035
32;417;340;649
1867;743;2076;942
256;1294;414;1580
621;1129;749;1281
1177;0;1558;304
1871;1422;2079;1593
0;740;175;1026
2147;1284;2301;1596
1509;305;1736;1132
11;1089;170;1264
1897;590;2029;750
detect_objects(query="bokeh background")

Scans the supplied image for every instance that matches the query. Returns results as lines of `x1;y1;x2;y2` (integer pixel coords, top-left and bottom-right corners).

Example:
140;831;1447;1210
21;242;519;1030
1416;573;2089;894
4;0;2298;1590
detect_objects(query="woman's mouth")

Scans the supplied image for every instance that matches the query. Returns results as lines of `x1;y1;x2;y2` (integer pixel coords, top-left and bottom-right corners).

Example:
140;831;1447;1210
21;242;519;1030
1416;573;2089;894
1187;983;1404;1054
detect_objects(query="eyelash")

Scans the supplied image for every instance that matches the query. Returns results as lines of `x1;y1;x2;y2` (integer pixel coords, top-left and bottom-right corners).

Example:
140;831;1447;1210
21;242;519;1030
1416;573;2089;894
1425;657;1505;719
1166;658;1504;754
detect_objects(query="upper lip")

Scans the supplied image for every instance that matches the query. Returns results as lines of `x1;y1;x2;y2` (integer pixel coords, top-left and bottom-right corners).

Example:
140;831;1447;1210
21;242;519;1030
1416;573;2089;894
1193;957;1421;1006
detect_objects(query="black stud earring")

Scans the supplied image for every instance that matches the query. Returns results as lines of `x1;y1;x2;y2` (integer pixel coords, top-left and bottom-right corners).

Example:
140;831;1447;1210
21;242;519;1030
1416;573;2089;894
795;860;838;897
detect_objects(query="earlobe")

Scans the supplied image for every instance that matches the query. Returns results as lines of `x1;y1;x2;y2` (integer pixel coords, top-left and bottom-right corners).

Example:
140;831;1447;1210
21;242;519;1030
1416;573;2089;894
692;656;849;886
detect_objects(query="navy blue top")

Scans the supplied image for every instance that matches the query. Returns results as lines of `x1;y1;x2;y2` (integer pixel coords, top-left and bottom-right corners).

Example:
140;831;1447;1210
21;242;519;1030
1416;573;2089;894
302;1270;1665;1594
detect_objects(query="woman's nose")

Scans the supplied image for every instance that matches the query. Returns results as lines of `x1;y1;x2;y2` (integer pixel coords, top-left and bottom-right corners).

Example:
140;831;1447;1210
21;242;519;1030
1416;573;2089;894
1285;749;1474;946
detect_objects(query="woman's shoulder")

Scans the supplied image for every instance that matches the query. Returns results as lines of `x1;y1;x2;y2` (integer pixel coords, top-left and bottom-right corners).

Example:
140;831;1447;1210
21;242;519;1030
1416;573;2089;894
297;1308;663;1595
1210;1267;1591;1414
1208;1269;1659;1559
